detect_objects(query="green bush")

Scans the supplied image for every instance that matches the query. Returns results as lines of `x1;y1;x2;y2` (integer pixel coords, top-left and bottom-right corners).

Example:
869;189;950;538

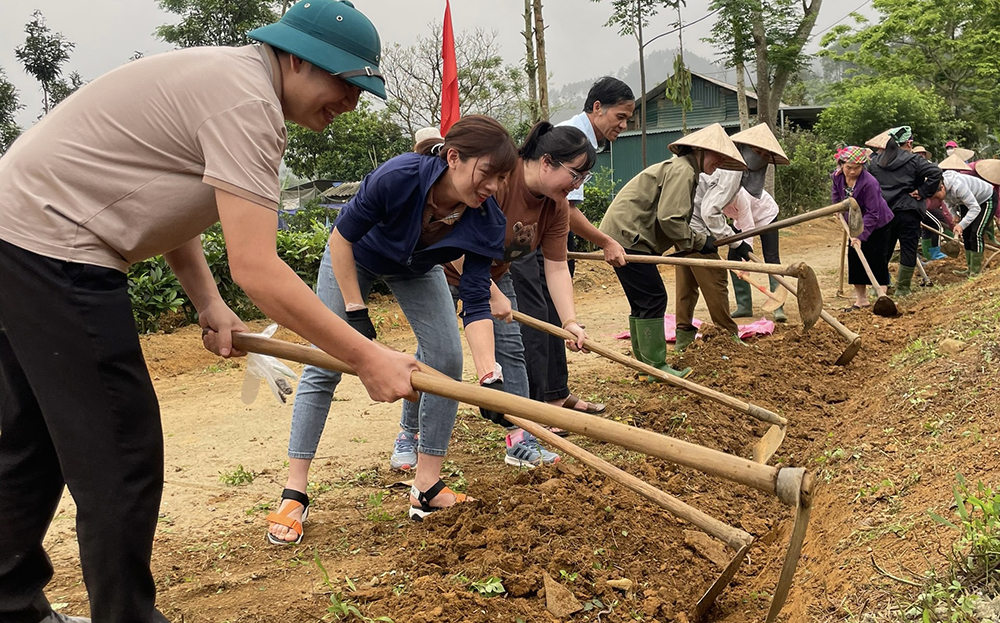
814;77;961;153
578;166;616;225
773;128;836;216
127;256;188;333
127;222;332;333
281;197;341;233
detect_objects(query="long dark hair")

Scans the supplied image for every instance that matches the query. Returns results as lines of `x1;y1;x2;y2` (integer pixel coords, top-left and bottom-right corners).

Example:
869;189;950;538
518;121;597;170
414;115;518;176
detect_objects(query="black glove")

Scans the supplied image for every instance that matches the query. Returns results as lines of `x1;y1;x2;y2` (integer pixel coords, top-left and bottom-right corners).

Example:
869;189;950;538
699;235;718;255
345;308;377;340
478;365;510;426
732;241;753;262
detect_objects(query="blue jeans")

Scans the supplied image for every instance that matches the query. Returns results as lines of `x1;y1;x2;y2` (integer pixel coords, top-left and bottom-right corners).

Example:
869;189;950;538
288;247;463;459
418;272;529;431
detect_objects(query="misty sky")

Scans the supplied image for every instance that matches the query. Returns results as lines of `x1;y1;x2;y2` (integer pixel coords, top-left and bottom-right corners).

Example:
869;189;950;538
2;0;877;127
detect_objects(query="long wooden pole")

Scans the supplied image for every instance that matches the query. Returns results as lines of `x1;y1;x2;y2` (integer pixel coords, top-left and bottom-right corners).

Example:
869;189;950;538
837;229;847;297
511;310;786;427
921;222;1000;253
232;334;787;498
714;198;858;246
566;251;807;277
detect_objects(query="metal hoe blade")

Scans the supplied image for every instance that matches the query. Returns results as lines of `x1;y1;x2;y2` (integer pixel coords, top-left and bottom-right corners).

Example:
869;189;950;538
766;472;814;623
695;542;752;620
790;263;823;330
752;425;786;464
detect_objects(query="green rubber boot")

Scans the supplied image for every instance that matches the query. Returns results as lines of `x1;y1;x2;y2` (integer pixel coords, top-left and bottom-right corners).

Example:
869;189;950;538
920;237;933;261
633;317;693;380
969;251;984;277
730;271;754;318
674;328;697;354
895;264;915;297
768;276;787;323
954;250;971;276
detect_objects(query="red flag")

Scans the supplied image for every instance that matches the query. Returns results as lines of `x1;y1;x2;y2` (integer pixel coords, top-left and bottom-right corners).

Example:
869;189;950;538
440;0;460;135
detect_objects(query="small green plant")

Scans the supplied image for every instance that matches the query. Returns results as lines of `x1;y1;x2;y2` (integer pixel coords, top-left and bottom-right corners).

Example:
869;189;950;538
910;474;1000;621
219;465;255;486
366;491;394;522
468;576;505;598
245;502;273;516
313;553;393;622
559;569;579;582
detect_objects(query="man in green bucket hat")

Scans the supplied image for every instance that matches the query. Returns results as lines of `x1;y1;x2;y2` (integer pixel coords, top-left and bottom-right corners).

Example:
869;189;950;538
0;2;420;623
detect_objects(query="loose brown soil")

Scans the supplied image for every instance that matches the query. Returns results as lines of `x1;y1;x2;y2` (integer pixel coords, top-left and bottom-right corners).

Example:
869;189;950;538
40;220;1000;622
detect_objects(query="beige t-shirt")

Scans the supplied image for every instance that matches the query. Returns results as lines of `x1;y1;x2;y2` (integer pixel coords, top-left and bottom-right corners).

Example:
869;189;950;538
0;44;287;272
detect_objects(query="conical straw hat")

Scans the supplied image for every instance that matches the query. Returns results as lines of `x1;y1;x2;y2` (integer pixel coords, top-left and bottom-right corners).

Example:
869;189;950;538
953;147;976;162
939;153;972;172
912;145;928;155
669;123;747;171
975;159;1000;185
731;123;789;165
864;130;890;150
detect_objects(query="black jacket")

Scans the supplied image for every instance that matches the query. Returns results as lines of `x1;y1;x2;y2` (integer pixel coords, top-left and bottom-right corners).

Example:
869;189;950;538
868;149;942;214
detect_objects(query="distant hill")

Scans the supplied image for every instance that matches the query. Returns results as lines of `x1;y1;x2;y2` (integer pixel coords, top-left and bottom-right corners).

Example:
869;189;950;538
549;48;736;123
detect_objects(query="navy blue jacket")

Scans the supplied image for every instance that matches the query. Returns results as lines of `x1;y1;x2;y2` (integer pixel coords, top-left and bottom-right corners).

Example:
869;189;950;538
334;152;506;325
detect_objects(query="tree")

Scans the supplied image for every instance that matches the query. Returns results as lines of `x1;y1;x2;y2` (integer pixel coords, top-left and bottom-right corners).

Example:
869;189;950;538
704;0;755;129
749;0;823;130
381;24;529;138
15;11;75;115
814;78;959;151
593;0;682;167
0;68;24;154
49;71;86;109
156;0;279;48
819;0;1000;147
522;0;540;123
664;5;692;133
532;0;550;121
283;100;410;181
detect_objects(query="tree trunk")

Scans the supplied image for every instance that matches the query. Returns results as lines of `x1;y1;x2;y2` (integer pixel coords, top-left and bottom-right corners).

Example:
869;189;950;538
750;14;771;132
523;0;539;122
736;61;749;131
637;2;647;167
533;0;549;121
676;6;686;134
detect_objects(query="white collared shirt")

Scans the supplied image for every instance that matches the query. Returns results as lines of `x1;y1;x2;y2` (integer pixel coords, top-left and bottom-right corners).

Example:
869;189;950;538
557;112;601;203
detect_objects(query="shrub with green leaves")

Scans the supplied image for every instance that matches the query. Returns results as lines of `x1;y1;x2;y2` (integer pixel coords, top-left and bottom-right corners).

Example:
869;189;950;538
127;255;188;333
126;222;332;333
773;128;836;216
578;166;616;225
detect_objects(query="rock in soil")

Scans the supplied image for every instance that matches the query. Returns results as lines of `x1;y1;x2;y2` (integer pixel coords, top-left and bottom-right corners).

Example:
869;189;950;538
543;572;582;618
683;530;730;568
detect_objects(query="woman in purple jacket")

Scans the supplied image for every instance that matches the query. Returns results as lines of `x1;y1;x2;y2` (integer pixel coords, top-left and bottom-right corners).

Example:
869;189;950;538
832;146;894;311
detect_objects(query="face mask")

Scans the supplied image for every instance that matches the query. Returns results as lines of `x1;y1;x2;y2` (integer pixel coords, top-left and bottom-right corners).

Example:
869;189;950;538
946;148;955;156
739;144;768;199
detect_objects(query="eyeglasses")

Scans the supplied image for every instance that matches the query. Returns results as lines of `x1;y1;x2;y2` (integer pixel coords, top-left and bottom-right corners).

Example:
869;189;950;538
556;161;593;187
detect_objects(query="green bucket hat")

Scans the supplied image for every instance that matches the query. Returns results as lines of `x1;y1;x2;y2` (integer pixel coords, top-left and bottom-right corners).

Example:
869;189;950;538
248;0;386;99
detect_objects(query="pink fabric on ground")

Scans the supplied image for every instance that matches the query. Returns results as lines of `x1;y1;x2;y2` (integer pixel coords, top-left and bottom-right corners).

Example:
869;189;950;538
615;315;775;342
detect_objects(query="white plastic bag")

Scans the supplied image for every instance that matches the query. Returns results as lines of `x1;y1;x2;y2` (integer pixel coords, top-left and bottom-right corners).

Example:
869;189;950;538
240;324;298;404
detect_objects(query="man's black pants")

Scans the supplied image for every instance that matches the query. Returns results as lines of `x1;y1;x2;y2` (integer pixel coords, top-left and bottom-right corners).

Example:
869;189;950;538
0;239;162;623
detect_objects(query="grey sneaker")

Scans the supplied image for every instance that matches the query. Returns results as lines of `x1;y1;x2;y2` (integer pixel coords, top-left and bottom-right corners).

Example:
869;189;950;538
505;429;560;468
390;430;417;471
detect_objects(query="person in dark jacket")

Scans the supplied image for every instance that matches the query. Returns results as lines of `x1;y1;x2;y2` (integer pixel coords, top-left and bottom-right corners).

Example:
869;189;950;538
866;126;942;296
832;146;894;310
267;116;518;543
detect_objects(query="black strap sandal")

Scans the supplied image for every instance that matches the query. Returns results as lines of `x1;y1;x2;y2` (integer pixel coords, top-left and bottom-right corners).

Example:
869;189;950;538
408;479;468;522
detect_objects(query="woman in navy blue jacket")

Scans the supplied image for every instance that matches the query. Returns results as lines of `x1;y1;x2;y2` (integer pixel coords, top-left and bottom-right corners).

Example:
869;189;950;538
268;116;518;542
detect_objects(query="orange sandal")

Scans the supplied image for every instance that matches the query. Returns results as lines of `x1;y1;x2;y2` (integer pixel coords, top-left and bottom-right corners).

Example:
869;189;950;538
408;480;469;522
265;488;309;545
